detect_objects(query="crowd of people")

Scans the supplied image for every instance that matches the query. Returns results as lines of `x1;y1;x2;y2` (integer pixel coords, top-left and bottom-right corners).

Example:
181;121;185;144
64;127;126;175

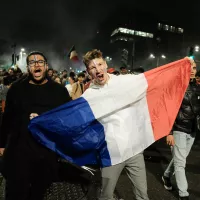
0;50;199;200
0;61;139;108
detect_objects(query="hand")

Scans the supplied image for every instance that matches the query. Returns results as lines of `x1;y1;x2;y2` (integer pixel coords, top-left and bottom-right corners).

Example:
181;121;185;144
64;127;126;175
0;148;5;156
166;135;175;146
185;57;195;66
30;113;39;120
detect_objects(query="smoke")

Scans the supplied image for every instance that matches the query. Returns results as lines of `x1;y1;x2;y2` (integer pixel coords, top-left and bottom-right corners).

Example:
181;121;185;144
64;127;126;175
0;0;117;71
1;0;200;73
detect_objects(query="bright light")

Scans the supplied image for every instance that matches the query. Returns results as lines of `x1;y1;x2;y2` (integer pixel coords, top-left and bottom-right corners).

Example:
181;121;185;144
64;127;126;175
106;56;112;61
195;46;199;52
23;53;26;55
21;48;25;52
189;56;194;59
161;55;166;59
70;67;72;70
149;54;155;58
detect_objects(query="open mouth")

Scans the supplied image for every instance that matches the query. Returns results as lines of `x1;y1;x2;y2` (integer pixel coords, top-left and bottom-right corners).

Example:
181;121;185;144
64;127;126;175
34;69;42;77
96;73;104;81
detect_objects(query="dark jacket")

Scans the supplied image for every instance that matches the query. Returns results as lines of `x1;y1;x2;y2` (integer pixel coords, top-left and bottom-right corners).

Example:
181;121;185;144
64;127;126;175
173;80;200;134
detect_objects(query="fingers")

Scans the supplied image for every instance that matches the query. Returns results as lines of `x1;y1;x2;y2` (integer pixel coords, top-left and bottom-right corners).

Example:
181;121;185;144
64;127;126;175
30;113;39;120
166;137;175;146
185;57;195;65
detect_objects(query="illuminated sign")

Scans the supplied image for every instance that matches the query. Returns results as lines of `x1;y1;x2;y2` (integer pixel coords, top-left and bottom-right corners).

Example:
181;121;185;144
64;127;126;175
111;28;154;39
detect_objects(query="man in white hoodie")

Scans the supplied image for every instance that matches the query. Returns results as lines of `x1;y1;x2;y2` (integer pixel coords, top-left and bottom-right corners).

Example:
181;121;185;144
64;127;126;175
82;49;149;200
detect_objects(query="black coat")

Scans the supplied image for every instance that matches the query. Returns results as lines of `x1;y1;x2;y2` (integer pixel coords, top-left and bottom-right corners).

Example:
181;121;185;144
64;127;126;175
173;81;200;134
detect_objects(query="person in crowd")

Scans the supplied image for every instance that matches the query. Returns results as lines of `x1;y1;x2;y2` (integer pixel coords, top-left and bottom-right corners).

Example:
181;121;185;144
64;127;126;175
0;51;71;200
54;76;62;84
82;70;87;81
195;70;200;84
0;76;14;113
162;61;200;200
82;49;149;200
107;68;116;74
65;73;77;97
8;68;14;76
71;72;85;100
112;70;120;76
120;66;128;75
47;68;54;79
132;67;145;75
61;70;68;86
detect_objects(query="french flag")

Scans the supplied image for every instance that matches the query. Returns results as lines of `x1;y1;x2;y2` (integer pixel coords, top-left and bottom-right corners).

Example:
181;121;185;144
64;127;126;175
29;58;191;167
68;45;79;62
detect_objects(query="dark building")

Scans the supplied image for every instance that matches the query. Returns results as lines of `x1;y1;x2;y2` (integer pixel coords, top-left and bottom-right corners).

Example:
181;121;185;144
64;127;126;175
109;17;185;70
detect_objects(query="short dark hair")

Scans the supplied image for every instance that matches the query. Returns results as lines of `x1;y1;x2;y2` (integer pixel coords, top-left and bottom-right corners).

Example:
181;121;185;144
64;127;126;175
77;72;85;78
120;66;127;70
83;49;103;68
196;70;200;77
132;67;145;74
26;51;48;65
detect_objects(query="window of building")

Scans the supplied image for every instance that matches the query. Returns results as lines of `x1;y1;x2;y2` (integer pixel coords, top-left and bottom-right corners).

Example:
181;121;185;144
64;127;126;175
146;33;154;38
177;28;184;34
111;29;119;37
170;26;175;32
158;23;162;30
164;25;169;31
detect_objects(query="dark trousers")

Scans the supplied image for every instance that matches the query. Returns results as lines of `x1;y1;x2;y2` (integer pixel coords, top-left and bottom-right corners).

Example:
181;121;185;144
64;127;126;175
4;146;59;200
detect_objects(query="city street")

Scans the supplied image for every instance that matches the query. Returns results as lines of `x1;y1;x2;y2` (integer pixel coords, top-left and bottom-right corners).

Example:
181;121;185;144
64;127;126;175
0;137;199;200
116;137;200;200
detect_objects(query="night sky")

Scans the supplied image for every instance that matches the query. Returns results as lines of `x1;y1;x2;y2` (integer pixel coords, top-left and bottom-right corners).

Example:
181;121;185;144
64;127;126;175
0;0;200;69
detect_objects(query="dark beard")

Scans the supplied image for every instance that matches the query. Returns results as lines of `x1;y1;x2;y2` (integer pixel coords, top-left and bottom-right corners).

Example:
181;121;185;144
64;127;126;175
28;70;48;85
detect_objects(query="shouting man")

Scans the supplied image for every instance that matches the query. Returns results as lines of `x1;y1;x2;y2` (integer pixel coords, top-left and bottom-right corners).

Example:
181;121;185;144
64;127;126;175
0;51;71;200
82;49;149;200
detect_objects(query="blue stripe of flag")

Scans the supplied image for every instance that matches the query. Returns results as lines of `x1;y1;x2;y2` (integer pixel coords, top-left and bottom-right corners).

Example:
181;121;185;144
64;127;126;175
29;97;111;167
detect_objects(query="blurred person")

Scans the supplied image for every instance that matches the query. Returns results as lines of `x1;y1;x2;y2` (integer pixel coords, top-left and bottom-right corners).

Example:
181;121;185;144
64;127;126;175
82;70;87;77
60;70;68;86
0;76;14;113
132;67;145;75
53;76;62;84
71;72;85;100
107;68;115;74
47;68;54;79
84;74;92;91
120;66;128;75
162;61;200;200
61;70;67;77
8;68;14;76
112;70;120;76
83;49;149;200
65;75;77;97
0;51;71;200
107;68;120;76
195;70;200;84
53;70;58;76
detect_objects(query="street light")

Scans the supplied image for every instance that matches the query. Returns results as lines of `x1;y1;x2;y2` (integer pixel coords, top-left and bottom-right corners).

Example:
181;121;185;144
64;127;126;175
161;55;166;59
149;54;155;59
195;46;199;52
21;48;25;52
106;56;112;61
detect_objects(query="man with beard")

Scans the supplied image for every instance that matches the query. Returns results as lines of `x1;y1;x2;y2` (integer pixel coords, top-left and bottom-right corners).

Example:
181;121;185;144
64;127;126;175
0;51;71;200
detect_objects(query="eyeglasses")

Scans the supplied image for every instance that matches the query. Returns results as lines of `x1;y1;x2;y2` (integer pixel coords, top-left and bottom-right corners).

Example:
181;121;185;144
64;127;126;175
28;60;46;67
